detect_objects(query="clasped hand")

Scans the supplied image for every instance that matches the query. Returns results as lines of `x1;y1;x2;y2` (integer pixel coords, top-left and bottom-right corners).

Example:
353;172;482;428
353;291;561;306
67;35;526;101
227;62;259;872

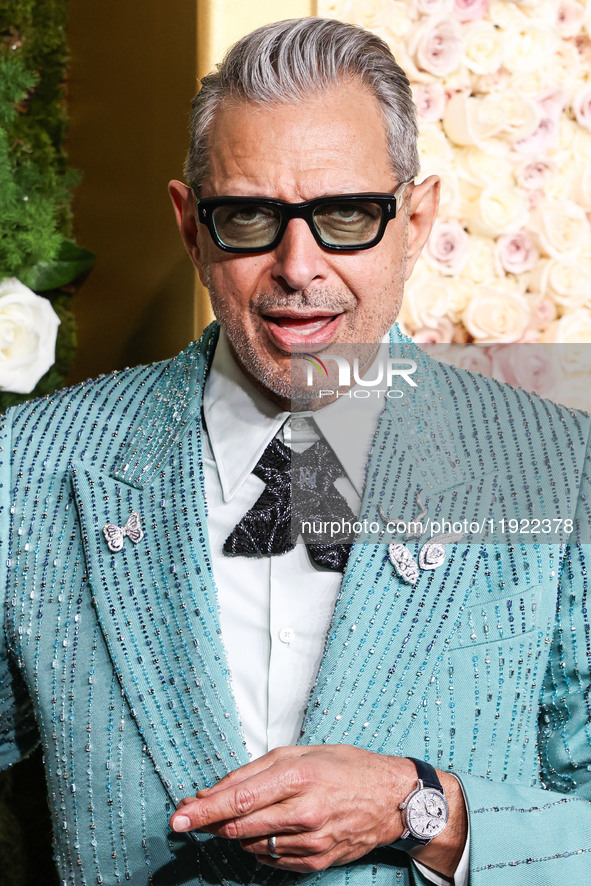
169;745;466;876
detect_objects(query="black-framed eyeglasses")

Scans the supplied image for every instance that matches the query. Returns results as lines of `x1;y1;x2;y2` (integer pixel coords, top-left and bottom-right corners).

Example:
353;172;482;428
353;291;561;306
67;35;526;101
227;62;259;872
193;182;410;254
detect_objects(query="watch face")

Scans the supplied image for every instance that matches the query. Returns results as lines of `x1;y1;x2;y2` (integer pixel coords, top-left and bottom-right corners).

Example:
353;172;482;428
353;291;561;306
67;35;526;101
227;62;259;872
406;788;449;840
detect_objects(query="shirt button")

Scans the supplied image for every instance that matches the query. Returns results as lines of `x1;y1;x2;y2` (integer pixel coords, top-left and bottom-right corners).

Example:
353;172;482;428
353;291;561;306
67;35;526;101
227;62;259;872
278;627;295;644
291;418;307;432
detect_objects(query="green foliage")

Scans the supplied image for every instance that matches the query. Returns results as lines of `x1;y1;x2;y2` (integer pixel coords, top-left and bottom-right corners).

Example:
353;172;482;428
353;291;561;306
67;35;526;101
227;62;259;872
0;0;94;416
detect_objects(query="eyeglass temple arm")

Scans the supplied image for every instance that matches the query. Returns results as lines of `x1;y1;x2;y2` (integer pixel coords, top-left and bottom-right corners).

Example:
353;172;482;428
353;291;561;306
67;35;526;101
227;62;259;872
393;180;413;207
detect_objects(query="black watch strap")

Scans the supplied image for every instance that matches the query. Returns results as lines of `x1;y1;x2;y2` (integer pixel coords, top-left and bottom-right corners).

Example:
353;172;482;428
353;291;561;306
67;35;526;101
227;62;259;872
392;758;445;853
408;757;443;793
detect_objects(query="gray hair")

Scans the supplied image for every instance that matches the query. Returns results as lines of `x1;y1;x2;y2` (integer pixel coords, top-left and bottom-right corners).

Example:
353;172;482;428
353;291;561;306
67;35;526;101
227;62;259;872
185;17;419;192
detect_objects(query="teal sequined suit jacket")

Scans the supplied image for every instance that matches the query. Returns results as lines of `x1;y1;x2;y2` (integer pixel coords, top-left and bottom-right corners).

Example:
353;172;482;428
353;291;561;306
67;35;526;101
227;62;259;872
1;324;591;885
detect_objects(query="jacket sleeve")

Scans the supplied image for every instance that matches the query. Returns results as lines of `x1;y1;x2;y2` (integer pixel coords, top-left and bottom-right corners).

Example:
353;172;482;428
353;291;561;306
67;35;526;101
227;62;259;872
454;430;591;885
0;407;39;770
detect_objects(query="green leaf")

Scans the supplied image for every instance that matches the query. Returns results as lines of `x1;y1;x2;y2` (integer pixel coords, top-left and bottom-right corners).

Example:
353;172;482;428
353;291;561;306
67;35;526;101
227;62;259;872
22;238;96;291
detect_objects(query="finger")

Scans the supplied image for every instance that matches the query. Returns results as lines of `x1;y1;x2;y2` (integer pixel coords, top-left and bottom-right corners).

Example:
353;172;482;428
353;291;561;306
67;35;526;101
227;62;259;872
170;759;304;833
176;797;197;809
253;852;335;873
240;830;332;858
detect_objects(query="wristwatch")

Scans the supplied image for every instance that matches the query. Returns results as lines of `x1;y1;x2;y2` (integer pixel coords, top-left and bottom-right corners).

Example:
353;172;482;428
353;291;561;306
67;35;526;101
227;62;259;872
395;757;449;851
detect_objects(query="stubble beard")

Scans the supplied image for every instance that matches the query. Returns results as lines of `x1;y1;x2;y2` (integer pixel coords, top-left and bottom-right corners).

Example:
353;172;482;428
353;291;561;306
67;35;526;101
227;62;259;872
201;265;406;408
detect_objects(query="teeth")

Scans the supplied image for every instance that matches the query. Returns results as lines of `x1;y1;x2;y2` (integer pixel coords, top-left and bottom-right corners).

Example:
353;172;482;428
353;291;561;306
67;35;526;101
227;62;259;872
286;320;329;336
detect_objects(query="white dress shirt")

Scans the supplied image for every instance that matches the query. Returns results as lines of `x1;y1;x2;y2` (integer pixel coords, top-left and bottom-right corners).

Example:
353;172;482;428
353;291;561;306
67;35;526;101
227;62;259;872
202;330;469;886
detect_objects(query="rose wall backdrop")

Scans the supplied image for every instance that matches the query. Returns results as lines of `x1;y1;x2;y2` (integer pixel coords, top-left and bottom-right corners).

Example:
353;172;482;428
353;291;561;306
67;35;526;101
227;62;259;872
319;0;591;409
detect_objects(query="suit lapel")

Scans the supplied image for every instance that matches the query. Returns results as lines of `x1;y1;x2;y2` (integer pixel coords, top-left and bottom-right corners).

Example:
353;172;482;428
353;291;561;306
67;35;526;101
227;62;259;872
301;344;496;752
70;326;250;813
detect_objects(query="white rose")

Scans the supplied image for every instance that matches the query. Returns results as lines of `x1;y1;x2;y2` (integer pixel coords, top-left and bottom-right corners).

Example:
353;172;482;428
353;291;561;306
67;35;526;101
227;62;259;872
573;83;591;131
460;235;498;283
495;230;539;274
386;2;417;38
541;308;591;342
552;372;591;411
446;277;477;319
488;0;527;29
0;278;61;394
545;41;583;93
438;172;462;218
495;91;540;141
414;0;454;14
443;92;506;147
456;146;512;189
424;219;469;275
570;127;591;163
570;161;591;210
465;184;530;237
535;257;591;306
462;21;505;74
339;0;391;30
417;124;456;176
463;286;531;341
503;19;558;73
399;266;454;331
531;199;591;259
409;16;463;77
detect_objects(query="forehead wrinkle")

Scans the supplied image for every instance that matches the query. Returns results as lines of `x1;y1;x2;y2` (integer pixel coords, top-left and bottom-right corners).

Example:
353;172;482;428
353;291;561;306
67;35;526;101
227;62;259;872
203;83;394;201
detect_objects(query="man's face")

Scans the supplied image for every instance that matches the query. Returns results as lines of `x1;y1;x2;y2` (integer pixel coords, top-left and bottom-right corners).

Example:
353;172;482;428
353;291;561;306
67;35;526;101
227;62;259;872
170;81;438;404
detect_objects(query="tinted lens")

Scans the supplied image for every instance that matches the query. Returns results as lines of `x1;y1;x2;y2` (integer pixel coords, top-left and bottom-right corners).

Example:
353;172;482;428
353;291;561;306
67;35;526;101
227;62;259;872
212;203;281;248
312;200;383;245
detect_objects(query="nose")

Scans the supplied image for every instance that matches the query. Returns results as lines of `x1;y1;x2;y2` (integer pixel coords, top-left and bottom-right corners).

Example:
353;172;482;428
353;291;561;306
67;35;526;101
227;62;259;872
270;218;328;291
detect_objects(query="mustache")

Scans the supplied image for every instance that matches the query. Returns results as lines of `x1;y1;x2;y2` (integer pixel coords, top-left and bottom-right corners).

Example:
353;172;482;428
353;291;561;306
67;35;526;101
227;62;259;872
252;288;355;314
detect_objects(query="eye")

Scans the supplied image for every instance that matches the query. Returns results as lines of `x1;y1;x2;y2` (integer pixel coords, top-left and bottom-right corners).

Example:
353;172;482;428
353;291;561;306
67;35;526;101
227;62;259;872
223;206;277;227
230;208;270;224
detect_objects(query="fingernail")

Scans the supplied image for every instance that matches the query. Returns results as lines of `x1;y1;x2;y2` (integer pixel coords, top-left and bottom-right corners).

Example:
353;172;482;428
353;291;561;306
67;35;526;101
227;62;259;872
172;815;191;832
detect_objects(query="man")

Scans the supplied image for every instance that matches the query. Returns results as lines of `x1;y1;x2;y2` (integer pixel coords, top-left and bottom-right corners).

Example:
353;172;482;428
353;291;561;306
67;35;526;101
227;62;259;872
0;17;590;886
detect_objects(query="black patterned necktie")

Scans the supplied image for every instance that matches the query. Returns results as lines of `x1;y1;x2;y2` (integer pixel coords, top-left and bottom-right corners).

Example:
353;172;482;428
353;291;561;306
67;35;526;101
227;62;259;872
223;437;355;572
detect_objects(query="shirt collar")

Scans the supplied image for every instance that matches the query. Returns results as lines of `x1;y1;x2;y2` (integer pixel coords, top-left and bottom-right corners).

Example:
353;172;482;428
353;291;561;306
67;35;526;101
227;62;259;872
203;328;399;502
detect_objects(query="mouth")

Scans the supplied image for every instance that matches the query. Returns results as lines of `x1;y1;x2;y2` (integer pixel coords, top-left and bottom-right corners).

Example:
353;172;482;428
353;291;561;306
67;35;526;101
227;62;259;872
261;311;345;348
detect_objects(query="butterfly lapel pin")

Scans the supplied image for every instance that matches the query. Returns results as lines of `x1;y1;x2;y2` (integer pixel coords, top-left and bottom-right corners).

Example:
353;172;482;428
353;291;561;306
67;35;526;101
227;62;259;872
103;512;144;553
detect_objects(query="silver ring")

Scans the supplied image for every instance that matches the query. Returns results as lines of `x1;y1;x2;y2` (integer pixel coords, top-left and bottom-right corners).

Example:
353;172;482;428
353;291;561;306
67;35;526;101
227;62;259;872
267;835;281;858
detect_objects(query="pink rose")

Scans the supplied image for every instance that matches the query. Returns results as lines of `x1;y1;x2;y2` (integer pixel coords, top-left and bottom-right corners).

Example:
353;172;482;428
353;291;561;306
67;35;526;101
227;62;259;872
574;35;591;66
515;158;557;190
446;344;493;376
412;83;447;122
410;17;463;77
528;295;557;331
495;231;539;275
556;0;584;38
453;0;488;22
573;84;591;132
488;343;560;397
514;90;565;154
413;317;455;343
424;219;469;275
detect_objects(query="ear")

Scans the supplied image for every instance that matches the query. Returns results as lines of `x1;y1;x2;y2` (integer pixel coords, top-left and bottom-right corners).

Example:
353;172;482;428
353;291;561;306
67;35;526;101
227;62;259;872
404;175;440;280
168;180;206;281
